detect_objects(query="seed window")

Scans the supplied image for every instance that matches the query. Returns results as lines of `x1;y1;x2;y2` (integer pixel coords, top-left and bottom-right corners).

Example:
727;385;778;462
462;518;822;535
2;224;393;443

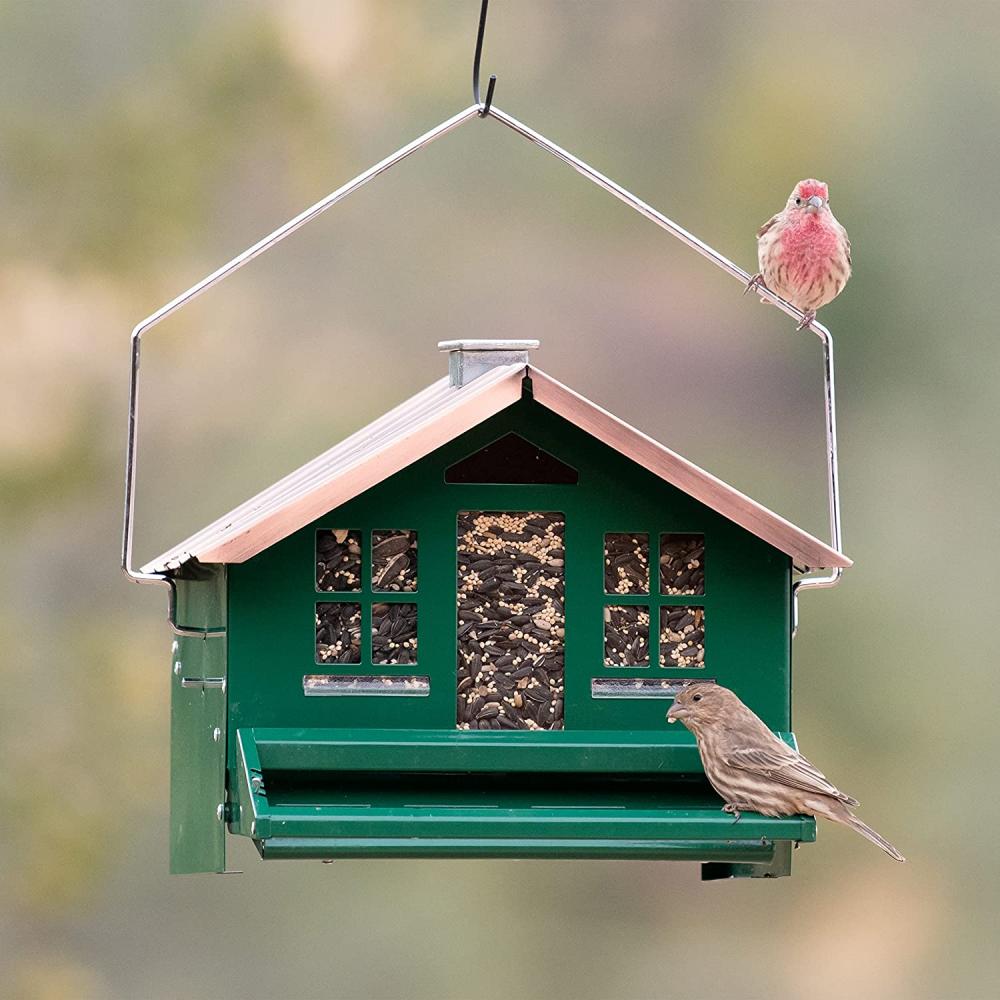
372;529;417;591
457;511;566;730
315;602;362;664
604;605;650;666
600;530;706;679
660;533;705;595
604;533;649;594
371;602;418;664
660;606;705;668
316;530;362;591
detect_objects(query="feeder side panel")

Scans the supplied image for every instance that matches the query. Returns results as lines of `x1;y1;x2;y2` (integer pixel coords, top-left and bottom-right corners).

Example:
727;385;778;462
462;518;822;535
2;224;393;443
170;567;227;874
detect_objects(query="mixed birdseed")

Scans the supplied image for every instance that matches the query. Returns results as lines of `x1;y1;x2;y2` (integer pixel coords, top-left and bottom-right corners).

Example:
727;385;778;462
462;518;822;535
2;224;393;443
372;530;418;592
659;605;705;668
604;533;649;594
456;511;565;730
659;533;705;595
316;530;362;591
604;605;650;666
371;602;418;664
315;602;362;664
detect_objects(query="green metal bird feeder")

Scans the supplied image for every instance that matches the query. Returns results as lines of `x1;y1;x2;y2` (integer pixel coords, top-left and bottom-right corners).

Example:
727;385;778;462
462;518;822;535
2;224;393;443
123;2;849;879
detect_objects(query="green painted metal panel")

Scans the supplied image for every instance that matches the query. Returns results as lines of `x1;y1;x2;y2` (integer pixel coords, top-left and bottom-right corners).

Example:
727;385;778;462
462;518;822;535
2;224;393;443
170;567;227;874
228;393;790;738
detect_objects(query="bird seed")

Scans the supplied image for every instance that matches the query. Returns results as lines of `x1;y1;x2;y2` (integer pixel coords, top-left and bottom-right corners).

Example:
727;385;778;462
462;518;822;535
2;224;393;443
456;511;565;730
315;602;362;664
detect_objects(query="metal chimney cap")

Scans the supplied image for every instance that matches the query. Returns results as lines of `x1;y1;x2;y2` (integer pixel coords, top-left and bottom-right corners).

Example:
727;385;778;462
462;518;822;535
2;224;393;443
438;339;539;353
438;339;539;387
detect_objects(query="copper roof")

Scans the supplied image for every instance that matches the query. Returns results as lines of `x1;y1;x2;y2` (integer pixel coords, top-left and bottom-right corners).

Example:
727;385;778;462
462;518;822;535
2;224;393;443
144;365;851;574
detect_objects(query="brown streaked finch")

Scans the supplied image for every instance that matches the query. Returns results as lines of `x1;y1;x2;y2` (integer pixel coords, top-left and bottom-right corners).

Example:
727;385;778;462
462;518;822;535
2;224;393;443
746;178;852;330
667;682;904;862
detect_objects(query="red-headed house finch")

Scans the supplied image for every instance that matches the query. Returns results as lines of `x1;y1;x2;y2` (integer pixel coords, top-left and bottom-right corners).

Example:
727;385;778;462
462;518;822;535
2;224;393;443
667;682;904;862
747;178;852;330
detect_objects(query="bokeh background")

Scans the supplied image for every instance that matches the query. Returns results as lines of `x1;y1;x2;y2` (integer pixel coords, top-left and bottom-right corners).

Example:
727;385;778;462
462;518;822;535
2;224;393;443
2;1;998;997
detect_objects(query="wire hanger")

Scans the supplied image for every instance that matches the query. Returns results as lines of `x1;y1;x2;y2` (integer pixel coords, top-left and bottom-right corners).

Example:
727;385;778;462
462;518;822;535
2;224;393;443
123;1;843;634
473;0;497;117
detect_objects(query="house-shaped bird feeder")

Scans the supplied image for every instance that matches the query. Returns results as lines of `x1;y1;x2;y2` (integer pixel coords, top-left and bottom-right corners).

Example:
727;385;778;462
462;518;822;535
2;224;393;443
124;4;850;878
142;340;849;878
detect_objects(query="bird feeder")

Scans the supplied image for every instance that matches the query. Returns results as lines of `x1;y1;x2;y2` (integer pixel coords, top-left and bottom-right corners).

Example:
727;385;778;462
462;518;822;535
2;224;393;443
123;3;849;879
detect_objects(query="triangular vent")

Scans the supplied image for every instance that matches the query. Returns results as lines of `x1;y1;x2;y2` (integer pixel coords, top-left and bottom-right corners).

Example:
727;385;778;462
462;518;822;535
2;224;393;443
445;432;579;484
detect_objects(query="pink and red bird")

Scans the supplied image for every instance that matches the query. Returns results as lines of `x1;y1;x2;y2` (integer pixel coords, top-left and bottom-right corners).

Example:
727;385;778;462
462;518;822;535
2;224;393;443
748;178;852;330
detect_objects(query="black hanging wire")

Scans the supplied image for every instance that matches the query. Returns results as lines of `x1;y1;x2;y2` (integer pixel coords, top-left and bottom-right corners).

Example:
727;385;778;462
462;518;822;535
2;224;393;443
473;0;497;117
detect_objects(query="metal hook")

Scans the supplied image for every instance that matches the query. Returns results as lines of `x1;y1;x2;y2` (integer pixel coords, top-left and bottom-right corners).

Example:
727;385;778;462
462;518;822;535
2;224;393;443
473;0;497;117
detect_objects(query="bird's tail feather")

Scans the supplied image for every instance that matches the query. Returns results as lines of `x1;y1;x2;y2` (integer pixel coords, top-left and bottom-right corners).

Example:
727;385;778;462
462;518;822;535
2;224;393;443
846;814;906;862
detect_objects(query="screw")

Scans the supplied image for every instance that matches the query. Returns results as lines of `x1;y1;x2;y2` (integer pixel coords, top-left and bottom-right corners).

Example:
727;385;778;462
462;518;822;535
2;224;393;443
212;727;222;742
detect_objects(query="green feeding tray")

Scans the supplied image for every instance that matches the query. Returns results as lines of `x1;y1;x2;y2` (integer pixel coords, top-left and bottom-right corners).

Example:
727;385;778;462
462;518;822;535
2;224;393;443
234;727;814;876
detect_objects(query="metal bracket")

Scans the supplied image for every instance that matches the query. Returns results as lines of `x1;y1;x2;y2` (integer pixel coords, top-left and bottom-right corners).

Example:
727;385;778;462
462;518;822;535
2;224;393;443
179;676;226;691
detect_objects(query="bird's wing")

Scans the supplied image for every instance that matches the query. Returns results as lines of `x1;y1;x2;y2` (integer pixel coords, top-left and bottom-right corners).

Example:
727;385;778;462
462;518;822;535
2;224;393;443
756;214;780;240
724;744;860;806
844;232;852;268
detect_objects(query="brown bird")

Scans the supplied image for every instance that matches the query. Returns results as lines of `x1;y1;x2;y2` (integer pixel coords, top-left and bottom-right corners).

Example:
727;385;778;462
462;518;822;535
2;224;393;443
667;682;904;862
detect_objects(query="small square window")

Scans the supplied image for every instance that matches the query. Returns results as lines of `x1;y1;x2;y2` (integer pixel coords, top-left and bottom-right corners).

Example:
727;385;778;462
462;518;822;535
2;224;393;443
660;606;705;668
316;602;362;664
604;533;649;594
659;533;705;595
316;530;362;592
604;605;650;666
372;530;417;591
371;602;417;664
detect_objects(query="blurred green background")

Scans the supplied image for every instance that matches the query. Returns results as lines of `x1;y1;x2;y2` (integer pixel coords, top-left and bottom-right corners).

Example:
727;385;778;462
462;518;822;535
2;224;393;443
2;1;998;997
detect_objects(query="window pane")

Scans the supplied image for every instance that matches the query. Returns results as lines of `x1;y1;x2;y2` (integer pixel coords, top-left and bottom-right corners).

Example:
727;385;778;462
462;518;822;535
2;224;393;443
604;532;649;595
371;602;418;664
457;511;565;730
315;602;362;664
372;529;418;591
660;606;705;668
604;605;650;666
659;533;705;595
316;530;362;592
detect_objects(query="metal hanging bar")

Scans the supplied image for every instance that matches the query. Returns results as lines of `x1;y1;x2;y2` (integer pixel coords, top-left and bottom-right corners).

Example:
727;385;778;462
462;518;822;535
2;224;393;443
122;105;482;633
124;100;843;633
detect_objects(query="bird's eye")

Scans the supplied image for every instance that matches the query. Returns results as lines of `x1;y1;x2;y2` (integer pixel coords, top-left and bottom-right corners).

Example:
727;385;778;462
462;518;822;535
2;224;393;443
693;693;702;702
795;197;803;206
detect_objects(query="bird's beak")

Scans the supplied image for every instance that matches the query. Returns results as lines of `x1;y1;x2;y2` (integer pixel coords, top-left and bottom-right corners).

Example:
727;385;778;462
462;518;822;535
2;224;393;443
805;195;824;213
666;703;683;724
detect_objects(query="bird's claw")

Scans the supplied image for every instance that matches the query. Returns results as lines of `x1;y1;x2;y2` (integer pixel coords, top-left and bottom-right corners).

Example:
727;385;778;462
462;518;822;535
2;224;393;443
722;803;742;824
744;273;765;297
795;309;817;331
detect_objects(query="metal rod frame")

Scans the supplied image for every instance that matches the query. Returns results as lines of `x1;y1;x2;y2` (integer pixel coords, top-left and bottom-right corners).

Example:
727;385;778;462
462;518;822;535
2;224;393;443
123;102;842;635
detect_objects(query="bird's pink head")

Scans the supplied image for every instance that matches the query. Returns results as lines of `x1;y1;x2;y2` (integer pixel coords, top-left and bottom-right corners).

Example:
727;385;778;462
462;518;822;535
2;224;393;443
787;178;830;216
